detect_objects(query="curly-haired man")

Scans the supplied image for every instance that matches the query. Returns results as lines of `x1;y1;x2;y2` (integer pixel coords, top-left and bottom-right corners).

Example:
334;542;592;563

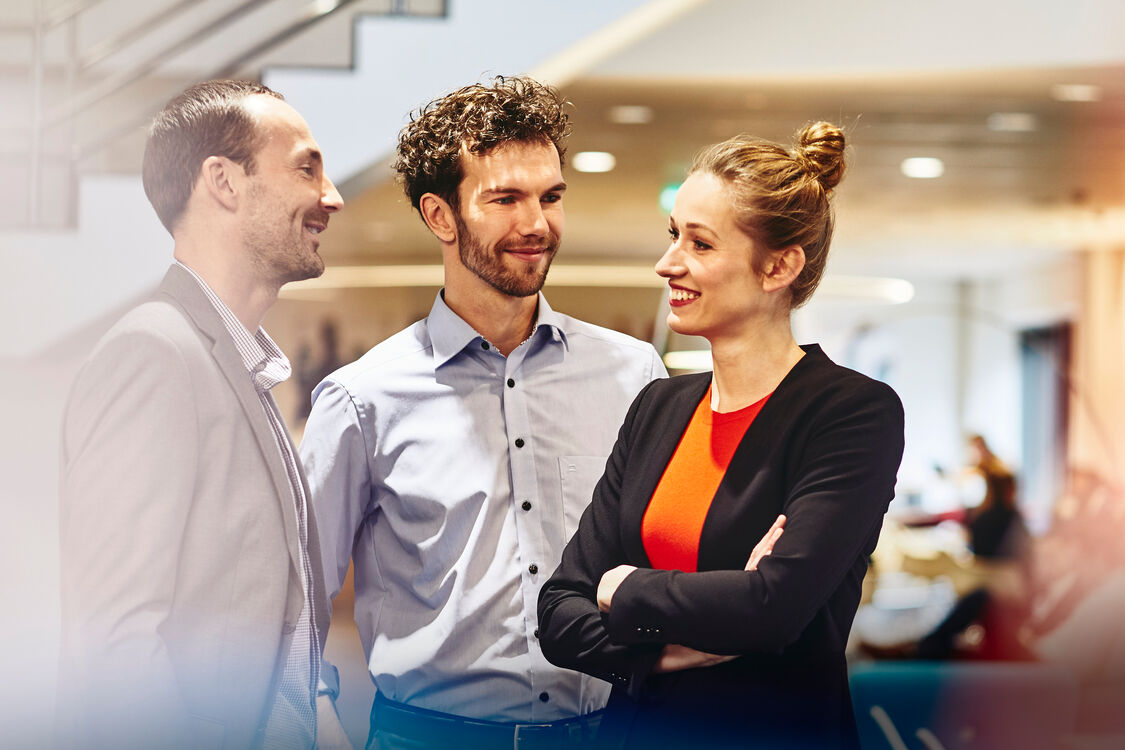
301;76;666;749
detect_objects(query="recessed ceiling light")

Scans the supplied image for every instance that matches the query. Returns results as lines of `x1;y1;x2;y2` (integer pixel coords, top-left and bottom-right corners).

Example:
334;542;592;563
901;157;944;179
987;112;1038;132
1050;84;1101;102
608;105;653;125
572;151;616;173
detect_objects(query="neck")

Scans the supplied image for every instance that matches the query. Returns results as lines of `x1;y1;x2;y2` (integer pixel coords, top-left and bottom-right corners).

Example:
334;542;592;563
442;253;539;357
708;315;804;412
174;243;276;332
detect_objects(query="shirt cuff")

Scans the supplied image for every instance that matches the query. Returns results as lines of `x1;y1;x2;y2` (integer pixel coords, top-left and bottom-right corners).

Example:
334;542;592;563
318;662;340;698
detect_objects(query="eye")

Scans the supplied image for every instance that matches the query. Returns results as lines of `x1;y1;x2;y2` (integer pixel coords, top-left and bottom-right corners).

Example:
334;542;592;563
299;165;315;176
693;239;712;251
494;196;516;205
542;193;562;204
668;227;679;240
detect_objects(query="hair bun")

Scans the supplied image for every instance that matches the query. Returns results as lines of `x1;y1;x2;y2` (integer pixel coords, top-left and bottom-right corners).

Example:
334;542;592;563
794;121;846;191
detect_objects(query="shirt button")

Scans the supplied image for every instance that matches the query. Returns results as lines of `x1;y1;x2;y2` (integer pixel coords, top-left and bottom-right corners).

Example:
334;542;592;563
507;378;515;388
481;341;490;350
528;563;538;575
539;692;550;703
534;628;540;638
522;500;532;511
515;438;525;448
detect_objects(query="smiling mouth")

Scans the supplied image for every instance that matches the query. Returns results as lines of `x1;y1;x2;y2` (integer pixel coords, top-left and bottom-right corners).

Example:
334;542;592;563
669;286;700;302
505;248;548;262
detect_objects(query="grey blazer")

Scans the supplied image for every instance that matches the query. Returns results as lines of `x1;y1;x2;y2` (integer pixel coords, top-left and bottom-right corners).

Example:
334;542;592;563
58;264;329;750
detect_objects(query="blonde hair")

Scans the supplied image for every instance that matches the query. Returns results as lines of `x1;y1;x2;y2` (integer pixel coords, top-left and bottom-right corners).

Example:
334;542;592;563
689;121;846;308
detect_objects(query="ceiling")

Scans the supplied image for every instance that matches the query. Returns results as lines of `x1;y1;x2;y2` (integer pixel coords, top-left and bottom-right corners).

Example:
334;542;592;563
316;62;1125;283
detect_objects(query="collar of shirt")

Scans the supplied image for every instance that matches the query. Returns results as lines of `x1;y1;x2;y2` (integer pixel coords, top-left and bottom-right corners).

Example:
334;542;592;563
174;260;292;393
427;290;568;368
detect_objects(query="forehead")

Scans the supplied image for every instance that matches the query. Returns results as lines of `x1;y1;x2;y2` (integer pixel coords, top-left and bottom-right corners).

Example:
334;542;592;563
674;172;740;230
242;94;316;154
459;140;562;190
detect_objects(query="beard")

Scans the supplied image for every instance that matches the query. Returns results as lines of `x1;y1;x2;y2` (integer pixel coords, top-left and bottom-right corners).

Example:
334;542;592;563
244;184;327;286
454;210;558;298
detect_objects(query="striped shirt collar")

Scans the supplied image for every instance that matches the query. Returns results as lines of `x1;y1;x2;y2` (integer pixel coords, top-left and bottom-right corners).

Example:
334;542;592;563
175;261;291;392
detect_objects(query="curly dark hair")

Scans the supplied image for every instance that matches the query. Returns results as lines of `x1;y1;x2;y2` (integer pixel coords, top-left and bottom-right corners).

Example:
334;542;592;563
394;75;571;215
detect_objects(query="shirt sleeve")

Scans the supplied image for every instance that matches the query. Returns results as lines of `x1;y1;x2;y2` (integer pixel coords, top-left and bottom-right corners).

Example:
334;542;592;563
300;377;374;698
604;380;905;654
537;381;664;696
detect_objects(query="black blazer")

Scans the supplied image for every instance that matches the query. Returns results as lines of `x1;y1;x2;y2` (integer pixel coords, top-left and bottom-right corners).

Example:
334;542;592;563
537;344;904;749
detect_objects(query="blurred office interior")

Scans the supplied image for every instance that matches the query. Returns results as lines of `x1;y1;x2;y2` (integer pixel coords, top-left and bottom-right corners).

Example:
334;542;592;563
2;1;1124;747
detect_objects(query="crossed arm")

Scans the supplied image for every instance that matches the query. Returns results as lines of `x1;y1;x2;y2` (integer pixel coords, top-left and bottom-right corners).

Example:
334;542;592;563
597;515;787;673
536;379;904;690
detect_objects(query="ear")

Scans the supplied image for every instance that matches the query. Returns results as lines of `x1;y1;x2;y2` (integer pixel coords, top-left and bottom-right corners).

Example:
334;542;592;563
197;155;243;213
761;245;806;293
419;193;458;244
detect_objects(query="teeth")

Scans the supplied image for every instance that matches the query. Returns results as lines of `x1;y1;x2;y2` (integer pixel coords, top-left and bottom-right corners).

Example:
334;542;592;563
307;226;322;235
669;288;700;301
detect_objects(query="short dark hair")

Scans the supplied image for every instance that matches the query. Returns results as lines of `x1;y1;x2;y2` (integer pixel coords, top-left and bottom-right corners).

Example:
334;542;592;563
142;79;282;234
393;75;570;215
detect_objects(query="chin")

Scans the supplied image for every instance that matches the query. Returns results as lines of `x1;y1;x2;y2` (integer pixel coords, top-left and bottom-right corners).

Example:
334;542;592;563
665;313;697;337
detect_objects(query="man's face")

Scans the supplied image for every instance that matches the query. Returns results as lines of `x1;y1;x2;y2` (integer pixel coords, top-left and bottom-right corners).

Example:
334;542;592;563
239;95;343;286
452;140;566;298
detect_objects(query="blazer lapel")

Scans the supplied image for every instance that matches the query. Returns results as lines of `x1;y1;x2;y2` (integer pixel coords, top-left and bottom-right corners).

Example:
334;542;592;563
698;344;826;571
157;266;305;611
620;372;712;565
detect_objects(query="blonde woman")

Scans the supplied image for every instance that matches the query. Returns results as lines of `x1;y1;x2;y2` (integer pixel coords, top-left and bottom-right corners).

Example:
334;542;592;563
538;123;905;749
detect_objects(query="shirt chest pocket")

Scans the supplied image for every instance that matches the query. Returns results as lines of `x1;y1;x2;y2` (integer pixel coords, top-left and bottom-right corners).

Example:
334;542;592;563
557;456;608;540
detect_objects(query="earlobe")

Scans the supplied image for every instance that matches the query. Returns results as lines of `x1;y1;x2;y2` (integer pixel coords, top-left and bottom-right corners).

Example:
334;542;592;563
199;156;241;213
763;245;806;293
420;193;457;244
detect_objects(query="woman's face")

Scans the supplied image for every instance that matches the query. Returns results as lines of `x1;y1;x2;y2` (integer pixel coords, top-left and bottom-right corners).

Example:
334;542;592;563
654;171;771;344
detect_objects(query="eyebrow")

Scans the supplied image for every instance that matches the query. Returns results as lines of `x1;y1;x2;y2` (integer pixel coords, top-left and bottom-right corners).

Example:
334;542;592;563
683;221;717;234
482;182;567;196
298;148;323;165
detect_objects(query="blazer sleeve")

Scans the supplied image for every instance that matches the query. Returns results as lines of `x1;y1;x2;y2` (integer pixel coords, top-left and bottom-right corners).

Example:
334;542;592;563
59;327;196;743
537;382;664;694
604;379;905;654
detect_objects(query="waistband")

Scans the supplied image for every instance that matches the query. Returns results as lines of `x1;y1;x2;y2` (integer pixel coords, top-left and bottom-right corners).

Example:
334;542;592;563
369;692;603;750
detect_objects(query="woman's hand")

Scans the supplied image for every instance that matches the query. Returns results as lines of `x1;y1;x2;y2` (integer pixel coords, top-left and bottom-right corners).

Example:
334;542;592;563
649;517;789;674
653;643;736;673
745;514;786;571
597;564;638;612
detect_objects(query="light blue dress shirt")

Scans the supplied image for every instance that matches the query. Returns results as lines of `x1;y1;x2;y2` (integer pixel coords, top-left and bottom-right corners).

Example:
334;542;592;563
300;292;666;723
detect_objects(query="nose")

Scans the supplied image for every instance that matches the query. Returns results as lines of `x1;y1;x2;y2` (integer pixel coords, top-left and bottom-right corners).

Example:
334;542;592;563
321;176;344;213
655;240;684;278
516;200;549;237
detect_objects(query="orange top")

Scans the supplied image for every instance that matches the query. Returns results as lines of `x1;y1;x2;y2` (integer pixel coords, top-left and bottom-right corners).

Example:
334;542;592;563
641;386;771;572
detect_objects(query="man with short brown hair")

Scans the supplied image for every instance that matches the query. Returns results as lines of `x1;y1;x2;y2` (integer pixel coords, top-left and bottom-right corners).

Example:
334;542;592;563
59;79;343;750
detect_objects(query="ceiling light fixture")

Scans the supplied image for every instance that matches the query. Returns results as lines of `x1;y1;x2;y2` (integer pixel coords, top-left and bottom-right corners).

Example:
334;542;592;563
900;157;944;179
572;151;617;173
987;112;1038;132
608;105;654;125
1050;84;1101;102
